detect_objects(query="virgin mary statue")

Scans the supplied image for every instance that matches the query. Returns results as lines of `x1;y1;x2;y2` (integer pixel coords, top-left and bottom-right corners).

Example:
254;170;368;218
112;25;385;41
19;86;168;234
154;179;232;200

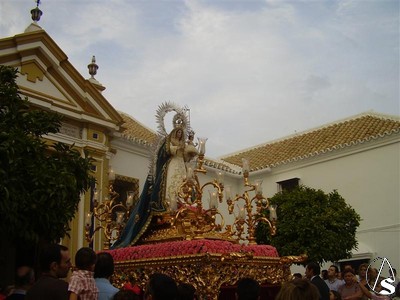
112;103;196;248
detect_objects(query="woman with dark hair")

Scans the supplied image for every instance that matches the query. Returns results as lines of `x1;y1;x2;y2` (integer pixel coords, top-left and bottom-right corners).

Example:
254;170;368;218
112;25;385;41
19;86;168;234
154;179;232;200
338;269;362;300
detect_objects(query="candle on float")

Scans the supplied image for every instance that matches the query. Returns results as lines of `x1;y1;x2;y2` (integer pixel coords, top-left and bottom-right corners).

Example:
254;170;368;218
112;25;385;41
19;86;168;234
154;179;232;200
116;211;125;224
209;191;218;209
239;207;245;220
109;168;116;181
197;137;208;155
126;192;134;207
85;212;92;227
255;179;263;195
269;204;278;221
242;158;250;173
225;185;232;201
216;171;224;184
93;190;99;201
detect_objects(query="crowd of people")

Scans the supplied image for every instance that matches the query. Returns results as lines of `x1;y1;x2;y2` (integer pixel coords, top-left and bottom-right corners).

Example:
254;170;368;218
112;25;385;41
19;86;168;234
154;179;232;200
281;262;400;300
0;244;261;300
1;245;399;300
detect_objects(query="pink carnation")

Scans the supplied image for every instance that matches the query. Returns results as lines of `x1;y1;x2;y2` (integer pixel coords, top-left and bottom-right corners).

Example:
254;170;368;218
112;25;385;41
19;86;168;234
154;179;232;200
108;239;278;261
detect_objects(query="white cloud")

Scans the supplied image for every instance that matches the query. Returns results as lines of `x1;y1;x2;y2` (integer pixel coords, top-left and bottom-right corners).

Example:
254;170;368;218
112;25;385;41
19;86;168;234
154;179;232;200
1;0;399;158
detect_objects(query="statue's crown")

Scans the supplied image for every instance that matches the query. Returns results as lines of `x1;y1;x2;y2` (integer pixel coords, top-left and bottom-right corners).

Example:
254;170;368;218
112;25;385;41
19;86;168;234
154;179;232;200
173;114;185;129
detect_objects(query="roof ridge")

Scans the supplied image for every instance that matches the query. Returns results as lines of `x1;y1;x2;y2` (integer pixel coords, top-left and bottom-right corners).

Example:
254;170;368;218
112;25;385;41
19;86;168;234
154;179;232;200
204;158;242;174
119;134;152;146
220;111;400;159
269;128;400;169
118;111;157;134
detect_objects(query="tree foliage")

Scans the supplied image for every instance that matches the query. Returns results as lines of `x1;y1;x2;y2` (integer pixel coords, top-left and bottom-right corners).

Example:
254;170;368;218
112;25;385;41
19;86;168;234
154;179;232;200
256;185;361;265
0;65;94;244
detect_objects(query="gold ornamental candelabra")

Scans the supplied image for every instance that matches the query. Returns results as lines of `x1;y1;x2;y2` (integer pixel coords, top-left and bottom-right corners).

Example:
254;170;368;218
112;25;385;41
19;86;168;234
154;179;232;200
226;158;277;245
170;137;229;240
174;167;225;239
167;139;277;245
96;139;278;246
85;178;134;249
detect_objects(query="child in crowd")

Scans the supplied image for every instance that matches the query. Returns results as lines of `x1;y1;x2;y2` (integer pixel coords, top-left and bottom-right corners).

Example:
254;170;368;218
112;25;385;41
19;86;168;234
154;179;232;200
69;247;98;300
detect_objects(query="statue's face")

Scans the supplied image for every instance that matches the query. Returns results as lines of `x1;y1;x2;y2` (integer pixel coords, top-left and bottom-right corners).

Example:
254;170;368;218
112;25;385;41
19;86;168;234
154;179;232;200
176;129;183;138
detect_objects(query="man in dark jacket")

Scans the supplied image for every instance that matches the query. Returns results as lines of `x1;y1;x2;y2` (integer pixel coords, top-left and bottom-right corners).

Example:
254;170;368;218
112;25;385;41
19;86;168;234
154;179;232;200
305;262;330;300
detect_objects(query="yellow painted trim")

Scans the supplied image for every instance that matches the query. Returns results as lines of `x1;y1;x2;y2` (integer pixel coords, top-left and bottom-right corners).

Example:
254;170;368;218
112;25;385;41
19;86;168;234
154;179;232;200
20;60;45;83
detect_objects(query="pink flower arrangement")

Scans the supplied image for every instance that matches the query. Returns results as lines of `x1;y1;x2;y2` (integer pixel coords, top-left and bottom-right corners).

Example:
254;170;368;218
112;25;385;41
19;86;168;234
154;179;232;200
107;240;278;262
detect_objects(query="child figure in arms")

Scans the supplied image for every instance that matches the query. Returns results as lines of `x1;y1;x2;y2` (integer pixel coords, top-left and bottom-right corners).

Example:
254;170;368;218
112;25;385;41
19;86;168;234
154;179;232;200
184;130;198;163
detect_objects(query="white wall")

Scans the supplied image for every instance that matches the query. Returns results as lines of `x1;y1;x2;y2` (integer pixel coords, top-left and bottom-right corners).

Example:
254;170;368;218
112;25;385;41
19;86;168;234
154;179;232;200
110;138;152;194
255;137;400;270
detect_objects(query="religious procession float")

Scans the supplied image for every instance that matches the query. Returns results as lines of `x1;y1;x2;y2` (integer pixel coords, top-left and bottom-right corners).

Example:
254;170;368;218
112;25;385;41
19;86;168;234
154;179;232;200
88;103;305;299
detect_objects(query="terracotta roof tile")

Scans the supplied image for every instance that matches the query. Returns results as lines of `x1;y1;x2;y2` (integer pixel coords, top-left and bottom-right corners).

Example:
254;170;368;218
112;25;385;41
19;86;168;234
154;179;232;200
221;113;400;171
119;112;157;145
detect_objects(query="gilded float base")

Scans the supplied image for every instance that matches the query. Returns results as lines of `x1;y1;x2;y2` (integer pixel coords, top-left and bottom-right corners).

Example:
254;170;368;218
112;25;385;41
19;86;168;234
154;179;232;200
111;250;306;300
140;211;237;244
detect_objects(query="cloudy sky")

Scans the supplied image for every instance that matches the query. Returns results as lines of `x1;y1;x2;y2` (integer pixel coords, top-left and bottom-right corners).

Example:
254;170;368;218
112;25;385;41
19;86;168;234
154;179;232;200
1;0;399;158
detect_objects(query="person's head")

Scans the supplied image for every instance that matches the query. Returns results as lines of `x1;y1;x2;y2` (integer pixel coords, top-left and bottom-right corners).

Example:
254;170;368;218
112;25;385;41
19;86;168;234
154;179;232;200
39;243;71;278
372;277;387;293
305;262;321;279
177;283;196;300
175;129;183;139
367;267;378;281
75;247;97;272
343;269;355;285
114;289;140;300
337;271;343;280
94;252;114;279
275;278;319;300
188;131;195;141
145;273;177;300
329;290;342;300
14;266;35;289
292;273;302;280
343;264;354;273
395;281;400;297
389;268;397;278
328;265;339;279
321;269;328;280
358;263;368;279
236;278;260;300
